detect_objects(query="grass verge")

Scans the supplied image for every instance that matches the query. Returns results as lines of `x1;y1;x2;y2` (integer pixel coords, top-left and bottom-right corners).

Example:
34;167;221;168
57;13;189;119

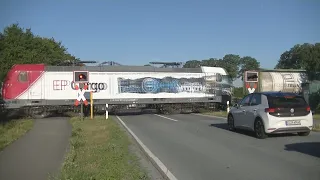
0;119;34;151
58;116;149;180
313;114;320;132
313;124;320;132
201;111;228;118
313;114;320;120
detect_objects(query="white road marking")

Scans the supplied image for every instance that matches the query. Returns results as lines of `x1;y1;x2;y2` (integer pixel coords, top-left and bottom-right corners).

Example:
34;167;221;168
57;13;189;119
116;116;178;180
191;113;227;120
154;114;179;122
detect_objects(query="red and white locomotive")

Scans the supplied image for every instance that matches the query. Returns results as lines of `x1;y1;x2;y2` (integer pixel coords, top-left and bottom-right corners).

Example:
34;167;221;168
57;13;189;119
1;64;232;118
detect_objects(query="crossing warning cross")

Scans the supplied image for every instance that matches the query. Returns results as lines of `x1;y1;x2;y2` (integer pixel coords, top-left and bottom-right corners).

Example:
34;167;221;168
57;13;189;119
246;83;257;94
74;83;89;106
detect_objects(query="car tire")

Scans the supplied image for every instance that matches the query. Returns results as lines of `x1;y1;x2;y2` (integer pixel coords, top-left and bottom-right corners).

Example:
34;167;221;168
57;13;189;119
227;114;235;131
297;131;310;136
254;118;268;139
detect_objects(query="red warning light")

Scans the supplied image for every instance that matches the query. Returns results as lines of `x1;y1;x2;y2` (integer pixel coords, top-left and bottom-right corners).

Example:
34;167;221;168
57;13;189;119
74;71;89;83
79;74;86;80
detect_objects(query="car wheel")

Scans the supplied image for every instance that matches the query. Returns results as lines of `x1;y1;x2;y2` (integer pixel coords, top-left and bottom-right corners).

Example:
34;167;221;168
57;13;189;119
297;131;310;136
254;118;268;139
227;114;235;131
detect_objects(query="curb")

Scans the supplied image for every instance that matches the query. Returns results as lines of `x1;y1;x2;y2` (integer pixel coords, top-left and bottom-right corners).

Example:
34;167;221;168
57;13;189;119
114;115;178;180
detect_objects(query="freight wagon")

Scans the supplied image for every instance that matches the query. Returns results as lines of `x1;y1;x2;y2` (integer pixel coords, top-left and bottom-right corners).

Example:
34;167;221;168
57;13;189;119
1;64;232;118
243;69;320;110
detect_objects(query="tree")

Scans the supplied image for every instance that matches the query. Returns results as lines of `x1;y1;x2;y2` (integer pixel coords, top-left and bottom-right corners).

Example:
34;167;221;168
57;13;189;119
0;23;78;81
183;60;202;68
275;43;320;80
298;43;320;80
219;54;241;81
232;87;244;98
275;44;303;69
238;56;260;80
200;58;219;67
183;54;242;81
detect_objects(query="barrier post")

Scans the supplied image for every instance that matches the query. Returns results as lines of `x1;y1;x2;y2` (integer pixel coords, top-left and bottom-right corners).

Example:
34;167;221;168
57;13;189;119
106;104;109;119
90;91;93;120
80;102;83;120
227;101;230;113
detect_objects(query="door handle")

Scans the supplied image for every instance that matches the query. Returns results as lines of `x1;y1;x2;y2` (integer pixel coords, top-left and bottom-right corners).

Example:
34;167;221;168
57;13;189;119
242;110;246;112
253;109;257;111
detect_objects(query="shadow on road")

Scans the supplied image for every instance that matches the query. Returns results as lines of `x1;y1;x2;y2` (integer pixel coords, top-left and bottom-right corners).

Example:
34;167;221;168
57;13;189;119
209;123;298;138
209;123;256;137
112;109;191;116
1;109;164;122
285;142;320;158
113;109;157;116
46;109;158;118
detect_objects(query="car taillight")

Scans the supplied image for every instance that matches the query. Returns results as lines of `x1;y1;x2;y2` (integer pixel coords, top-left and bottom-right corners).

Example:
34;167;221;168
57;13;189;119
306;106;311;112
265;108;276;113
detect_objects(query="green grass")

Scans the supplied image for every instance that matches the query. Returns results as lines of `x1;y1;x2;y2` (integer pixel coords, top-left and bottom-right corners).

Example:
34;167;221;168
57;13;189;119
313;114;320;120
0;119;34;151
58;116;149;180
313;114;320;132
313;124;320;132
202;111;228;118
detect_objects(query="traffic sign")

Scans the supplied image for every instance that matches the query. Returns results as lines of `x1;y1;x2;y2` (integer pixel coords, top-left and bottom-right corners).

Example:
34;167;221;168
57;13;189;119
74;83;89;106
246;82;257;94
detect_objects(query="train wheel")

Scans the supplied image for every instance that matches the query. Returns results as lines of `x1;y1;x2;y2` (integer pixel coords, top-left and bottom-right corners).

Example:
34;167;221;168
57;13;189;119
29;107;49;119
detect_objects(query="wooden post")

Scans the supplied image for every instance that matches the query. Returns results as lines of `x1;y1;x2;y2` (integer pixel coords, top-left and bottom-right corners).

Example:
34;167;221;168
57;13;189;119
106;104;108;119
80;102;83;120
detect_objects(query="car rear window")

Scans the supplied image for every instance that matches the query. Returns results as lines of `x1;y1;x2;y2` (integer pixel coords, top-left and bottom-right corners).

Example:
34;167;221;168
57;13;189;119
267;96;308;108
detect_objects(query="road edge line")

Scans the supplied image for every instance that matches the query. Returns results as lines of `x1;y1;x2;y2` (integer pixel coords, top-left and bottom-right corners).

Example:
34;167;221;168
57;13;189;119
154;114;178;122
191;113;227;120
115;115;178;180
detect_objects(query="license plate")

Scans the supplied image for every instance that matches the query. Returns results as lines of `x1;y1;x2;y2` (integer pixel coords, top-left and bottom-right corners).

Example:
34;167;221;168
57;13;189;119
286;120;301;126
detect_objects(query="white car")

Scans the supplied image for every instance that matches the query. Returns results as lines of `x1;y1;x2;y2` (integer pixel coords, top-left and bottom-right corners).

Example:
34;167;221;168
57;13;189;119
227;92;313;139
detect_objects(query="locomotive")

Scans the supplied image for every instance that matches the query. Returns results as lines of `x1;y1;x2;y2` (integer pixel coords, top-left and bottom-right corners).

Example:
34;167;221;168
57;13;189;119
1;64;232;118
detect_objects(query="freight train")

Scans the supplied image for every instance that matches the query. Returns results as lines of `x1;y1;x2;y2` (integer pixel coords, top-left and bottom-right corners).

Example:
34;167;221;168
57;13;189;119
1;64;233;118
243;69;320;110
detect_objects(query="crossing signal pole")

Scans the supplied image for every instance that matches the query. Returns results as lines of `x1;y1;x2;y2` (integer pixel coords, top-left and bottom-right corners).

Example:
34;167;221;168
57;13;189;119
73;71;89;120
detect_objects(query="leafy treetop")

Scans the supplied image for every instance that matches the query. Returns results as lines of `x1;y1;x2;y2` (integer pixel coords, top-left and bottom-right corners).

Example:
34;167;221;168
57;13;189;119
183;54;260;81
0;23;78;81
275;43;320;80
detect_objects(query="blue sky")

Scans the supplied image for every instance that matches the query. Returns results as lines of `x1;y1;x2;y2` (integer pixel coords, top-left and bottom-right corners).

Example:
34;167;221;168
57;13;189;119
1;0;319;86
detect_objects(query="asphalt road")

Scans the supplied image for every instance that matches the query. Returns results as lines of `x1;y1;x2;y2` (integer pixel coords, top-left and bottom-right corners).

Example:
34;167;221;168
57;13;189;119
0;117;72;180
117;113;320;180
